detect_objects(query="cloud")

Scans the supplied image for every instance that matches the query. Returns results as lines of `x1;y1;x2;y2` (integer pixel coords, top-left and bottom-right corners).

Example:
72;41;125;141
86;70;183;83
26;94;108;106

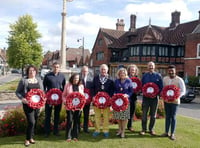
120;0;192;28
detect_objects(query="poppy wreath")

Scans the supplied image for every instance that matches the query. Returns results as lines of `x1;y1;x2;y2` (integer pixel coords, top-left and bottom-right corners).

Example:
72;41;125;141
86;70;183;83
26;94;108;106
161;85;180;102
46;88;62;106
65;92;86;111
130;77;142;94
111;93;129;112
84;88;92;105
93;91;111;109
26;89;46;109
142;82;159;98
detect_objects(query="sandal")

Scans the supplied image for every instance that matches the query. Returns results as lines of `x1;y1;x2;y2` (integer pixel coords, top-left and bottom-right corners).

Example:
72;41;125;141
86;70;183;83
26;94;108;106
24;140;30;147
29;139;35;144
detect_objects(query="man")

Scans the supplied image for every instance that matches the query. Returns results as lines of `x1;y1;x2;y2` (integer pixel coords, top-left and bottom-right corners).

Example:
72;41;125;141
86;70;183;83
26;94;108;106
161;65;186;140
80;66;93;133
43;62;66;137
92;64;114;138
140;61;163;136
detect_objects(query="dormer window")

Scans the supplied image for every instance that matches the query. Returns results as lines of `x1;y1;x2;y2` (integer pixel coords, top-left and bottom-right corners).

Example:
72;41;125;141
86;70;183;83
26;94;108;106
98;39;103;46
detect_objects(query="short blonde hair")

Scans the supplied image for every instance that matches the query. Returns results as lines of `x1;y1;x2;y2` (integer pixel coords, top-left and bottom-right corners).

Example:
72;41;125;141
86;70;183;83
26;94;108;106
127;64;139;76
116;68;128;79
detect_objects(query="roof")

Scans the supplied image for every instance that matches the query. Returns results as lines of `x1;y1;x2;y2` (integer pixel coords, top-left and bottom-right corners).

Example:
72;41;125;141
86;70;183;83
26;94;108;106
98;19;200;49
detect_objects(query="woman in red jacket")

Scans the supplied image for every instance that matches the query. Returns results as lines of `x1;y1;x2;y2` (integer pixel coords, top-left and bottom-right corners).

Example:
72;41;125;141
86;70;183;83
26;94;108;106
62;73;84;142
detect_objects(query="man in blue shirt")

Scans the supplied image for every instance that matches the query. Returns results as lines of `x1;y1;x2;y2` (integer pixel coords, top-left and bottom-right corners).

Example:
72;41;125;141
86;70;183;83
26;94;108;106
43;62;66;137
140;61;163;136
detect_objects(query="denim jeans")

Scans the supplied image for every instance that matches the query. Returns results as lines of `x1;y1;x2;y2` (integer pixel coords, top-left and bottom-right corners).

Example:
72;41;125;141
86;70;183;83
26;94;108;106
141;96;158;132
164;102;178;134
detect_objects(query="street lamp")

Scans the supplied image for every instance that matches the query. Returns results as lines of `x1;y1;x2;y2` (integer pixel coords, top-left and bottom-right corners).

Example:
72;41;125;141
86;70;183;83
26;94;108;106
77;37;84;66
60;0;73;70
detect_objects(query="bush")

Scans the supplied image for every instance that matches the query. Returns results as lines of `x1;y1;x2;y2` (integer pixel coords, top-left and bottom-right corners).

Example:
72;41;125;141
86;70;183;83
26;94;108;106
0;101;165;137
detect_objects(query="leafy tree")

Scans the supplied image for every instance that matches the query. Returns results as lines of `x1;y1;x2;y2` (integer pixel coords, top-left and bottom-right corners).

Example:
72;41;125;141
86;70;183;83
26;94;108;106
7;14;43;74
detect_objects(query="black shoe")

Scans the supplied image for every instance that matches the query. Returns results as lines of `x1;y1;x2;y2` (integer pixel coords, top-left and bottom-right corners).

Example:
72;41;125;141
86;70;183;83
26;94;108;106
84;130;90;133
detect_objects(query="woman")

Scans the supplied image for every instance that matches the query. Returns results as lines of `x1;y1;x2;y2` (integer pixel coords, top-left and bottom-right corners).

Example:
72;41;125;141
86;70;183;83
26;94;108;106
62;73;84;142
15;65;43;147
127;64;139;132
113;68;133;138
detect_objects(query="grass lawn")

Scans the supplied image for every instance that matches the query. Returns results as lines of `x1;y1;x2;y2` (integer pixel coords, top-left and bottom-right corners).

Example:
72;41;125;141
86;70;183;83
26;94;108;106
0;116;199;148
0;79;19;92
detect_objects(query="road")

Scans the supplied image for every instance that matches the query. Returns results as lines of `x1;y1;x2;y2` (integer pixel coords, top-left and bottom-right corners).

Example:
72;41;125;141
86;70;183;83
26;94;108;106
0;73;21;85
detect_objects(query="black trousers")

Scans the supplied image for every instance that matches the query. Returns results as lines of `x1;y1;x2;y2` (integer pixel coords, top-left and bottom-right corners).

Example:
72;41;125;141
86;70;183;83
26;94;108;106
127;94;137;129
44;103;62;135
66;110;81;139
23;104;39;140
80;104;90;131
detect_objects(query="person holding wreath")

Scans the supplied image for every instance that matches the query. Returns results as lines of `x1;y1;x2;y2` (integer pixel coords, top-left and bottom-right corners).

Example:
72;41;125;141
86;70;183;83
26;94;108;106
62;73;84;142
113;68;133;138
79;66;93;133
140;61;163;136
127;64;140;132
161;65;186;140
16;65;44;147
43;62;66;137
92;64;114;138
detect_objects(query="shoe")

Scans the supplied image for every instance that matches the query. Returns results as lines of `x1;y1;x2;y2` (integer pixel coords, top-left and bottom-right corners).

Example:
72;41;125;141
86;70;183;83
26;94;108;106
120;133;125;138
160;133;169;137
24;140;30;147
84;130;90;133
104;132;109;138
116;132;121;136
140;131;145;135
93;132;100;137
170;134;176;140
29;139;35;144
66;139;71;142
128;128;134;132
150;131;156;136
73;138;78;142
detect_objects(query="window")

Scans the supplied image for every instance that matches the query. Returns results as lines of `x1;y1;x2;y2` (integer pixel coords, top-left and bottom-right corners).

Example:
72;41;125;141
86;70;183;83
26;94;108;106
196;66;200;77
170;47;175;57
159;46;168;56
130;46;139;56
197;43;200;57
96;52;104;61
177;47;184;57
98;39;103;46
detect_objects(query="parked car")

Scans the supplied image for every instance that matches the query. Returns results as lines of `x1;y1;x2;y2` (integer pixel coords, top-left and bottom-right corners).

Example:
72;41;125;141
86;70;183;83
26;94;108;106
40;69;50;80
11;69;21;74
180;87;196;103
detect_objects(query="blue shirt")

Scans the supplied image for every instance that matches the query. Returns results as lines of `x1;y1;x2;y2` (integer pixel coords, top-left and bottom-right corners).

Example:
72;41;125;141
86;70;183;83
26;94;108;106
142;72;163;92
43;72;66;92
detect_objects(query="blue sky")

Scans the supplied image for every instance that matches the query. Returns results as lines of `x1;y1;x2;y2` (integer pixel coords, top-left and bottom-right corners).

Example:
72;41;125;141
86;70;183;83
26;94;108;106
0;0;199;53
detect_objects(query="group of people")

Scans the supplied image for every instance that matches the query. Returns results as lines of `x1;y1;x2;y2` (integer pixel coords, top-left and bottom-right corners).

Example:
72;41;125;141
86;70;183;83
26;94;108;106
15;61;186;146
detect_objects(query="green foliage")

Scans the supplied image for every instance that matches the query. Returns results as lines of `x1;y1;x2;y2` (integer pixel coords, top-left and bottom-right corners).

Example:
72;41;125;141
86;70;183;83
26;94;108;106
7;14;43;69
0;79;19;92
188;76;200;87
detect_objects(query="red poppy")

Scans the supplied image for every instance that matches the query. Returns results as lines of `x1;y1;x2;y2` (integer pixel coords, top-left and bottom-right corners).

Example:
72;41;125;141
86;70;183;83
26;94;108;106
93;92;111;109
111;93;129;112
161;85;180;102
26;89;46;109
65;92;86;111
130;77;142;93
142;82;159;98
84;88;92;105
46;88;62;105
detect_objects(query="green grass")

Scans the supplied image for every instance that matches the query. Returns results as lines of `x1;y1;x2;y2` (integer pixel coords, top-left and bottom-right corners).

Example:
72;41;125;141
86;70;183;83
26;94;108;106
0;116;199;148
0;79;19;92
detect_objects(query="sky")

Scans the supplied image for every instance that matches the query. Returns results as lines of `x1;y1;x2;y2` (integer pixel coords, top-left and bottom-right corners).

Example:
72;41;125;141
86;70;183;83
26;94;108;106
0;0;199;53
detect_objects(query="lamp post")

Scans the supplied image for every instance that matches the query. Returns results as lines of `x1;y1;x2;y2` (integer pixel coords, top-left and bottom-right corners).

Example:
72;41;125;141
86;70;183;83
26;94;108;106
77;37;84;66
60;0;73;70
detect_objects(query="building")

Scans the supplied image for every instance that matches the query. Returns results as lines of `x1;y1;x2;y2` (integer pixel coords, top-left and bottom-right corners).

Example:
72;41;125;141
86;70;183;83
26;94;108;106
90;11;200;78
43;47;90;68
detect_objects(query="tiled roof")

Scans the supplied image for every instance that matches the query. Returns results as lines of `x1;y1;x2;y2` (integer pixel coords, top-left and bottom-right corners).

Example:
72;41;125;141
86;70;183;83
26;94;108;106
99;19;199;48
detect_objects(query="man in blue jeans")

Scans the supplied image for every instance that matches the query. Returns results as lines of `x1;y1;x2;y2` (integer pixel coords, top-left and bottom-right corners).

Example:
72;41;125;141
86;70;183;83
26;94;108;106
140;61;163;136
161;65;186;140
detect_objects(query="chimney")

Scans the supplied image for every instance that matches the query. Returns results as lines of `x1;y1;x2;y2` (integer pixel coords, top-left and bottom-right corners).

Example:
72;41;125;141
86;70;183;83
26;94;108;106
116;19;125;31
129;14;136;32
170;11;180;28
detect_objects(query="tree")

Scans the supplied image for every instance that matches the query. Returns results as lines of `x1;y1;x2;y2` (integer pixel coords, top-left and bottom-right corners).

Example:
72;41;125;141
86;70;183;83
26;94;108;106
7;14;43;74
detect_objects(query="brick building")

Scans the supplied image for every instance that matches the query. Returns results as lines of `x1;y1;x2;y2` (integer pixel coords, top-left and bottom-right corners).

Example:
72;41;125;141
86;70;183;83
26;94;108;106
90;11;200;78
